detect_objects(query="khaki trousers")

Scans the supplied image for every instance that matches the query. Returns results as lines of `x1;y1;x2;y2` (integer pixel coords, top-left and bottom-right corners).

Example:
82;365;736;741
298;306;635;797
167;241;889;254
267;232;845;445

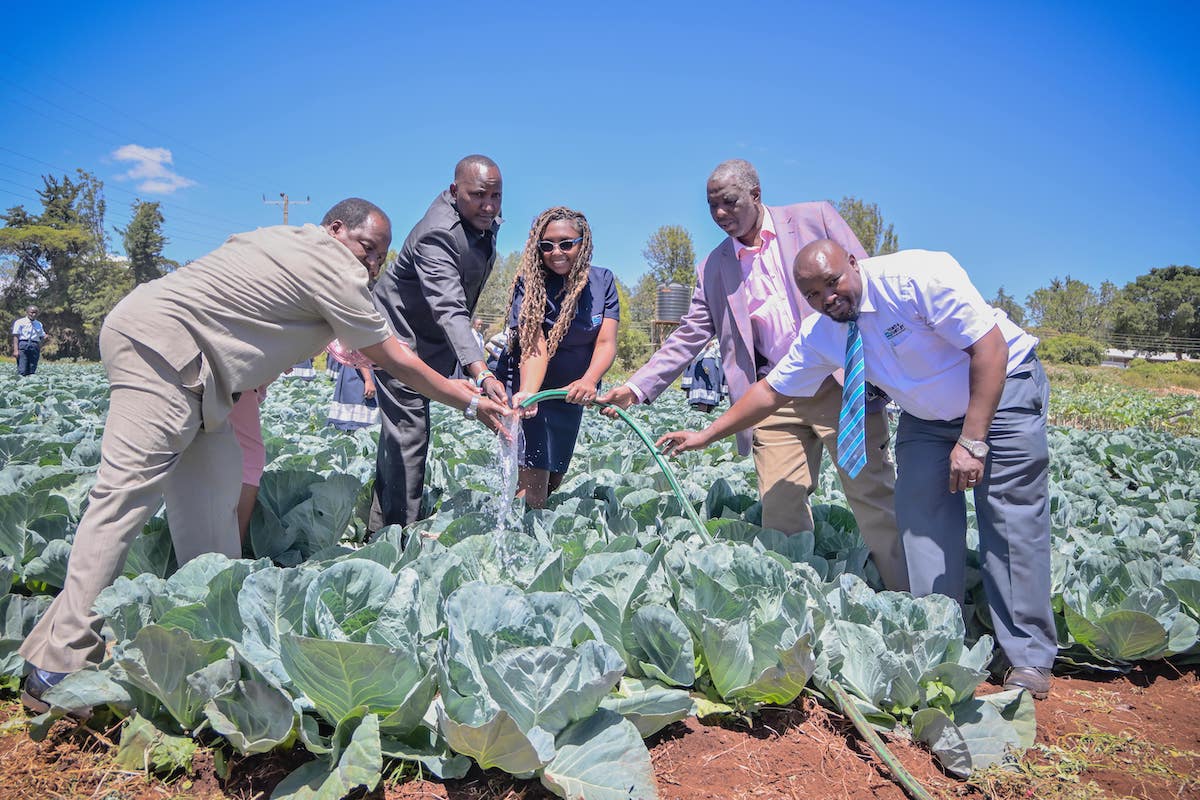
20;327;242;673
752;376;908;591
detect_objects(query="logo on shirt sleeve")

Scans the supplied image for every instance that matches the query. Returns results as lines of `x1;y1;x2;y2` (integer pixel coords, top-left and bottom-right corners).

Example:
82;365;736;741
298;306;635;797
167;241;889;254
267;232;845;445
591;314;602;327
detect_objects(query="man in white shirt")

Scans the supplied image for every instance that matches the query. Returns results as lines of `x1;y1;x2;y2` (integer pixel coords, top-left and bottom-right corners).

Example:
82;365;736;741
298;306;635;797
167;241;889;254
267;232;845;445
11;306;46;376
658;239;1056;698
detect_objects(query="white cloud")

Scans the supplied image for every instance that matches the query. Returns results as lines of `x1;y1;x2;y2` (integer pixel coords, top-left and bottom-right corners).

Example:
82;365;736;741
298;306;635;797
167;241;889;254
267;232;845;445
111;144;196;194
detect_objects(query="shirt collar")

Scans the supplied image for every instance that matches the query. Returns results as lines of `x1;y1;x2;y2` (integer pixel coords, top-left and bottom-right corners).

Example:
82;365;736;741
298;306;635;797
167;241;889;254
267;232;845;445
855;259;876;314
733;204;775;260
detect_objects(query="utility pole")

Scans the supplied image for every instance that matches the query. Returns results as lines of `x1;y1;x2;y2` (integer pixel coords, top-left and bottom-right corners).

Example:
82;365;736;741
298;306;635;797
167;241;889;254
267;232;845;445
262;192;310;225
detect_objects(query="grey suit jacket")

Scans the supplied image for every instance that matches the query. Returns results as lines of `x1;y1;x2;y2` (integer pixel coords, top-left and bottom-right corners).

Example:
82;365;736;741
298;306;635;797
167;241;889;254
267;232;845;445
373;190;499;377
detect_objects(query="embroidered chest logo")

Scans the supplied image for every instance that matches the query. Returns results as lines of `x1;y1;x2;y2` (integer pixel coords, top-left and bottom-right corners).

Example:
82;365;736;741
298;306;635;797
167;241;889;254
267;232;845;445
883;322;907;341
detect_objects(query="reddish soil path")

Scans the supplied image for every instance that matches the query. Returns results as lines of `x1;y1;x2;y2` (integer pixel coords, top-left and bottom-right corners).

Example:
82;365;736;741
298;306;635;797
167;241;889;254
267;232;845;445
0;665;1196;800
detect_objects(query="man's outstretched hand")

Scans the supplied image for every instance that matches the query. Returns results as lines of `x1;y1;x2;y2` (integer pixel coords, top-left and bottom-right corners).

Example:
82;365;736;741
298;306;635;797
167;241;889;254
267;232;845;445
477;396;513;440
597;385;636;419
480;375;508;406
656;429;708;456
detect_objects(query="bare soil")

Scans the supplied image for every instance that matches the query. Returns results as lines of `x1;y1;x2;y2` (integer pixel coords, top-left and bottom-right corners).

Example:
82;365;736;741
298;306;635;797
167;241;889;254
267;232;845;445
0;664;1196;800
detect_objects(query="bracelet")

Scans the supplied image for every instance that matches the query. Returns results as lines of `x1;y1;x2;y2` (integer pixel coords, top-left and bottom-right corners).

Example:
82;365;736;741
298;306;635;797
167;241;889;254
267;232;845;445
473;370;495;388
463;395;479;420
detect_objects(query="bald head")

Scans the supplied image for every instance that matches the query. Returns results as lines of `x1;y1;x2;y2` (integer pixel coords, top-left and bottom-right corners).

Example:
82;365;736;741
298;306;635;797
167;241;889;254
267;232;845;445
795;239;848;282
454;154;500;183
793;239;862;322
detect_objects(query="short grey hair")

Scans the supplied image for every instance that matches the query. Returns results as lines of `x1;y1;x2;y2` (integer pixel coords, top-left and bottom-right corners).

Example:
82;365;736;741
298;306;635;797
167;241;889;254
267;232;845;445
708;159;760;192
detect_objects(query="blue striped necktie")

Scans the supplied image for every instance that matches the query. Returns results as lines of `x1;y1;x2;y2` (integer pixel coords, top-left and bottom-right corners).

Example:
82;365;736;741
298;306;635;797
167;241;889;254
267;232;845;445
837;320;868;479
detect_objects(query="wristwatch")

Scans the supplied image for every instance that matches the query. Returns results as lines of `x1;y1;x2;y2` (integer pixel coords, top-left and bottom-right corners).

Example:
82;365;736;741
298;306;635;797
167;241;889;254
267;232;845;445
463;395;479;420
956;436;989;459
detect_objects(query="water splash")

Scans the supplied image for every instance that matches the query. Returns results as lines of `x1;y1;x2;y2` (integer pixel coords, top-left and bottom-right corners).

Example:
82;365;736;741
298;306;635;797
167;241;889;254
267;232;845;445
490;412;523;530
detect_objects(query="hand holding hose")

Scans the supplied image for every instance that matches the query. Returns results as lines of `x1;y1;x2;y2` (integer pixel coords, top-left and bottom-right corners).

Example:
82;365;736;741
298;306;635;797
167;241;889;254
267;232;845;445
512;391;538;418
563;379;598;406
596;385;636;418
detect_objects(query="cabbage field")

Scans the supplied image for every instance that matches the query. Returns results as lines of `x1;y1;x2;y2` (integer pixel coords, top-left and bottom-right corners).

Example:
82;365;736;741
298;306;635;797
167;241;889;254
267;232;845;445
1;364;1198;800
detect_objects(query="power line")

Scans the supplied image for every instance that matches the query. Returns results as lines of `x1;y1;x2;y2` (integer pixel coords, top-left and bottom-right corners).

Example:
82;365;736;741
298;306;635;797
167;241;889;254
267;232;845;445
0;76;281;196
0;147;249;229
0;173;234;247
0;186;43;205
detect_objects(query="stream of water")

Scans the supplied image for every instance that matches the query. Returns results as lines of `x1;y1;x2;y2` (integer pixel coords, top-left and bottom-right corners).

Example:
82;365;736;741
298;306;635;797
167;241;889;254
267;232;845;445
490;412;523;530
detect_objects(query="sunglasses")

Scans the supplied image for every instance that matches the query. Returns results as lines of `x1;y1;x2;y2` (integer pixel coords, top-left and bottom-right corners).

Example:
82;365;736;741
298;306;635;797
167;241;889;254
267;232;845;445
537;237;583;254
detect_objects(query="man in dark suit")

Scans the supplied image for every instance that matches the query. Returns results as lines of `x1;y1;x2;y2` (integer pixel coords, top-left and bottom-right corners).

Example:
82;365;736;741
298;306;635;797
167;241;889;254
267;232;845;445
370;155;508;530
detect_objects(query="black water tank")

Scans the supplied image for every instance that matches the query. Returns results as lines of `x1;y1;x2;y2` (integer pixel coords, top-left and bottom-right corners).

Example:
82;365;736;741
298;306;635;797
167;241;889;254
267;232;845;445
655;283;690;322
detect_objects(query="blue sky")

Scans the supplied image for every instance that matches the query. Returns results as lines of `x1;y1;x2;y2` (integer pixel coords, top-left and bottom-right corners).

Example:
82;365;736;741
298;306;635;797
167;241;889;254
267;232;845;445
1;1;1196;305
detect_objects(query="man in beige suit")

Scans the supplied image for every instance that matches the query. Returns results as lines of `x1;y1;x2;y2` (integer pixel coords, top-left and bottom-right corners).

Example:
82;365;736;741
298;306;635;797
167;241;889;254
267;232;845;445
20;198;509;712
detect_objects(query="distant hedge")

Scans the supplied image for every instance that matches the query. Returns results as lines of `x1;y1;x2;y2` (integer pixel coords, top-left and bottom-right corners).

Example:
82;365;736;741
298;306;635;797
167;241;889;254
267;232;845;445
1039;334;1104;366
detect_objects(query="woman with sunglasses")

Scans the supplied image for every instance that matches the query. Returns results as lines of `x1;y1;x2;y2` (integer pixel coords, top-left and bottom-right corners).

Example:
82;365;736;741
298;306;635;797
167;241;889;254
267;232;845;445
499;206;620;508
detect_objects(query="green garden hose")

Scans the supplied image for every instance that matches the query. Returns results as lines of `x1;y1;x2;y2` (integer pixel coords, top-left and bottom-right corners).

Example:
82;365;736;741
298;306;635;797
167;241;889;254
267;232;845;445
517;389;711;543
828;680;937;800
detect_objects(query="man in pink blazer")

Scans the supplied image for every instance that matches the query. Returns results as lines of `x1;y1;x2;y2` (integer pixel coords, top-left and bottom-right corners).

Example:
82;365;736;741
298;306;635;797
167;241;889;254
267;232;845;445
600;160;905;590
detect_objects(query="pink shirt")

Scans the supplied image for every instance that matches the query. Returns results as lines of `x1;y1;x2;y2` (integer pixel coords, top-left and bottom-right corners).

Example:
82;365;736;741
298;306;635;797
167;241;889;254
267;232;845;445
734;208;804;372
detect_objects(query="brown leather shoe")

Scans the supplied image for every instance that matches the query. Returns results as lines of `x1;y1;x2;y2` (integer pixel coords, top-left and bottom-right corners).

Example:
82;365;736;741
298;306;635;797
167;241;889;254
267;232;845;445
1003;666;1052;699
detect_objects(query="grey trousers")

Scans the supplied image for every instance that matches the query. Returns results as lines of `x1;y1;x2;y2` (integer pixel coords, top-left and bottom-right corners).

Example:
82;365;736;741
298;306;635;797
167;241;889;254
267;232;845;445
20;327;241;672
895;354;1056;669
368;372;430;531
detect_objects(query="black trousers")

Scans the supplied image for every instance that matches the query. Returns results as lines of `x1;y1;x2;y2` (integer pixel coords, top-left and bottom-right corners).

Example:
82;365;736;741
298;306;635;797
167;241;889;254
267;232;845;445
369;371;430;532
17;344;40;376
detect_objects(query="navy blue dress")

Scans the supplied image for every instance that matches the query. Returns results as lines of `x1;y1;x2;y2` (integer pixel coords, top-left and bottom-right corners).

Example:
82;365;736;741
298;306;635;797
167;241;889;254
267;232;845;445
498;266;620;473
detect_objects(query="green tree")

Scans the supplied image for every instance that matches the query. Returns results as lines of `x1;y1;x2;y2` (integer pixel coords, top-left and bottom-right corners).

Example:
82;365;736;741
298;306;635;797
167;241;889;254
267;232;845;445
989;286;1027;327
1038;333;1104;366
629;272;658;324
474;250;520;331
613;277;651;370
0;170;129;358
1025;276;1114;339
118;200;169;284
835;196;898;256
1110;265;1200;356
642;225;695;287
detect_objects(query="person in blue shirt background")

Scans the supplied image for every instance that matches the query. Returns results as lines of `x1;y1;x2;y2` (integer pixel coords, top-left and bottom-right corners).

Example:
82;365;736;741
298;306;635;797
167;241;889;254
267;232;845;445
682;338;727;413
499;207;620;508
11;305;46;377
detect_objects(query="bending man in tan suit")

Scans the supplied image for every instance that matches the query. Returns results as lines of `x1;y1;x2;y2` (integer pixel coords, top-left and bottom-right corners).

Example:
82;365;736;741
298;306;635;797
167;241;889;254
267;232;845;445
20;198;509;711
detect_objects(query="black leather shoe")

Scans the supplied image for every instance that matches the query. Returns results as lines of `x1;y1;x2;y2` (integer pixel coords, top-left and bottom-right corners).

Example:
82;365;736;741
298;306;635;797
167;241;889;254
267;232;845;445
21;666;75;715
1003;666;1052;699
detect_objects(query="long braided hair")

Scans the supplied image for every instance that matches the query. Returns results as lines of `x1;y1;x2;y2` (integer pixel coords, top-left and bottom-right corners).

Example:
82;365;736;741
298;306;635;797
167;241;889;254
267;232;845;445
507;206;594;365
